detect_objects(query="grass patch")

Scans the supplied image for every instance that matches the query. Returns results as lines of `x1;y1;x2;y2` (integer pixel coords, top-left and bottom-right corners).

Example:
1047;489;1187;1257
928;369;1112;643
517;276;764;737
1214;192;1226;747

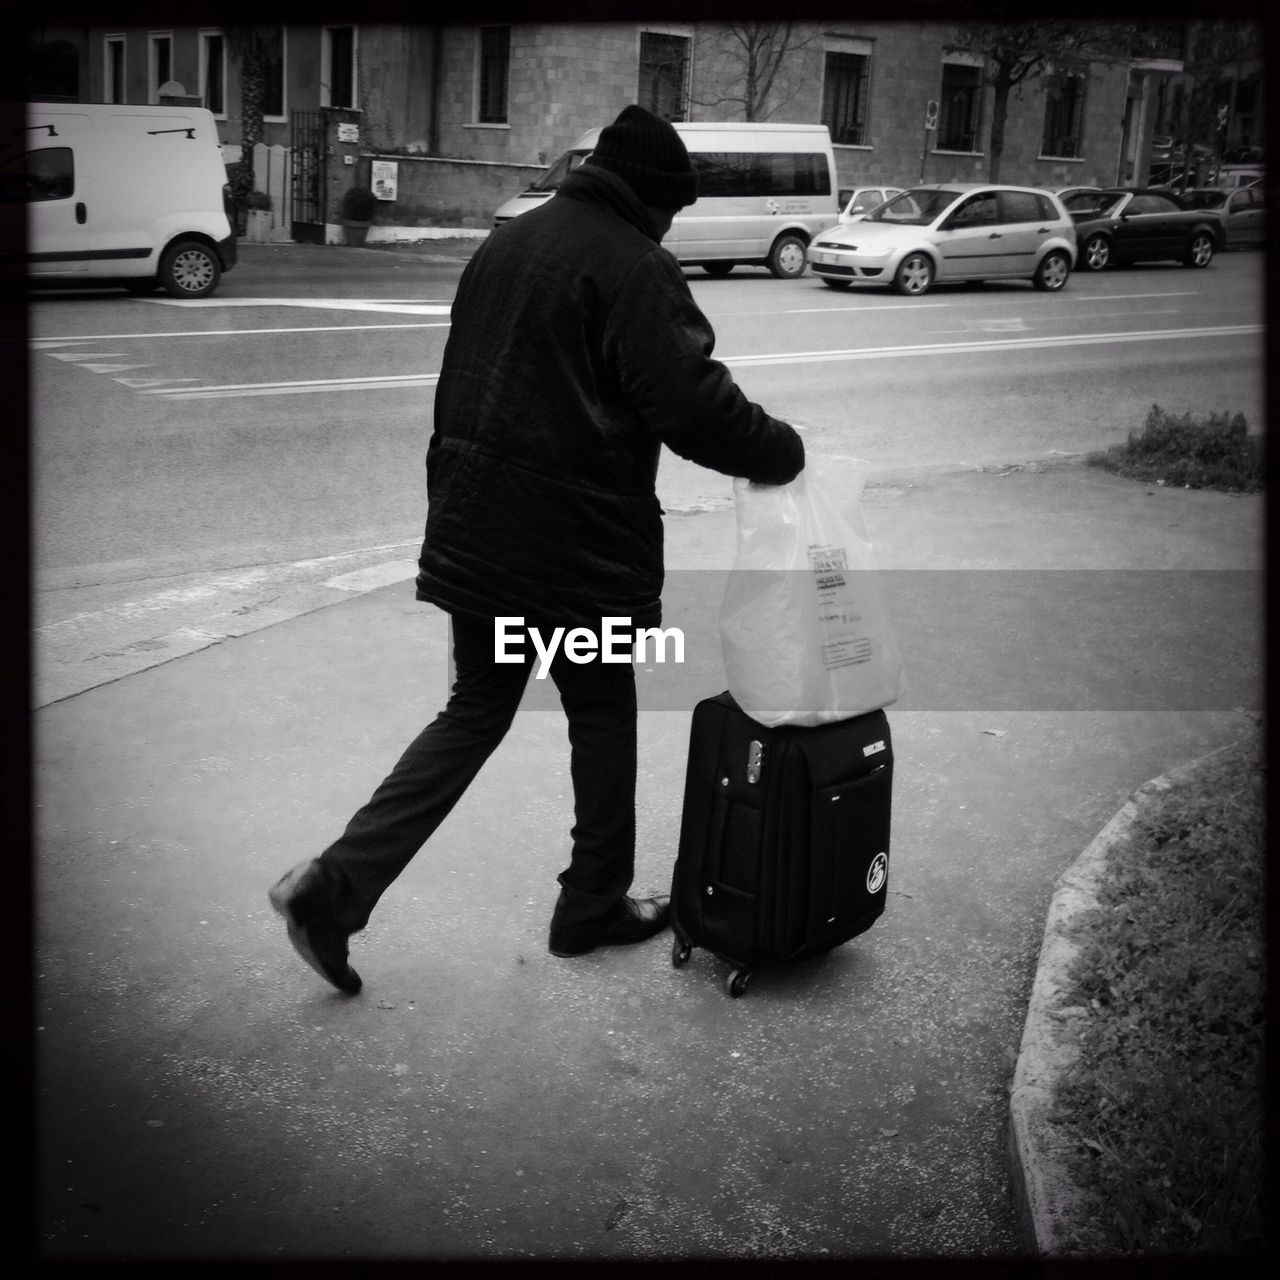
1053;726;1264;1255
1089;405;1264;492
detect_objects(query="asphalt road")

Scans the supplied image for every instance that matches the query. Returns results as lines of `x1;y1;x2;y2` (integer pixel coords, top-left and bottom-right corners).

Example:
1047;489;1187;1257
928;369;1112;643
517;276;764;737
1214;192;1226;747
29;241;1265;705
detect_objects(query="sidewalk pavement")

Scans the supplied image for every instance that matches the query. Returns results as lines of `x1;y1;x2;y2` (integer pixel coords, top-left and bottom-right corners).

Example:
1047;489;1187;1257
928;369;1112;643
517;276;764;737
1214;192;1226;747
35;458;1262;1260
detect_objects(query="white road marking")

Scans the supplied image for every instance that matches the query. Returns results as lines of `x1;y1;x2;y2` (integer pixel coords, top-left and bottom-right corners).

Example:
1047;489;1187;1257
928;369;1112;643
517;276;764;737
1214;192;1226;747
115;377;203;389
972;318;1030;332
47;351;128;360
32;322;451;343
709;302;951;316
150;373;440;399
36;541;418;634
30;290;1199;345
39;565;281;630
704;291;1198;317
289;542;418;570
40;349;153;375
144;296;453;315
324;561;417;592
137;323;1262;400
1061;291;1199;301
721;324;1262;368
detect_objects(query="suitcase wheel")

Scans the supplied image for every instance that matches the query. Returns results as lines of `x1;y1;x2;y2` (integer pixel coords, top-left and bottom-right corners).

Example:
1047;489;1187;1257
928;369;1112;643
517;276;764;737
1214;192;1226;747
671;939;693;968
726;968;752;999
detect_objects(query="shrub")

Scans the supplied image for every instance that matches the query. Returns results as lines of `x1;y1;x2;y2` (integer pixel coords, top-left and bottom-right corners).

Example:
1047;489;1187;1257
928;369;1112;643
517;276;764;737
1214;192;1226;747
1090;405;1263;492
340;186;379;222
1054;732;1264;1254
224;160;253;205
224;160;254;233
245;190;272;211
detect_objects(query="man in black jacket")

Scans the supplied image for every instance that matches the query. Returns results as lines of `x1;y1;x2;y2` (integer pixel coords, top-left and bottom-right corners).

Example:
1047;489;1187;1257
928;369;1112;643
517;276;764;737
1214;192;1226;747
269;104;804;993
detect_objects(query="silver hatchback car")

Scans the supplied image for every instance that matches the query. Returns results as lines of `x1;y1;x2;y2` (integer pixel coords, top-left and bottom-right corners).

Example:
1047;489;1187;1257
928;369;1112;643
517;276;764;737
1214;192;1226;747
807;183;1077;296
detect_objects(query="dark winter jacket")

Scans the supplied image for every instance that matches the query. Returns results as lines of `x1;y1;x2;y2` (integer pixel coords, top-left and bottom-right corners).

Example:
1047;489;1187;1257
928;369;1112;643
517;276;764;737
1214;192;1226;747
414;162;805;629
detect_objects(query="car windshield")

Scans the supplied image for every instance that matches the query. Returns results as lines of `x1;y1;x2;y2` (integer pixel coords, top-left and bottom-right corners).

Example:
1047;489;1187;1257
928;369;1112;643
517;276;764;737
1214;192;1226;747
527;149;590;193
865;188;963;225
1065;191;1125;217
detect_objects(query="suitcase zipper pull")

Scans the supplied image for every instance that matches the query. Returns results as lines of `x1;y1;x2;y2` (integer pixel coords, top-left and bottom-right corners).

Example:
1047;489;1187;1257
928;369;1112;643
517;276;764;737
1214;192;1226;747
746;740;764;785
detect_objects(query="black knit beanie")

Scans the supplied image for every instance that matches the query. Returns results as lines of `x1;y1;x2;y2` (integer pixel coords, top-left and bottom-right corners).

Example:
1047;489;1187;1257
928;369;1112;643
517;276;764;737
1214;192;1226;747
585;104;698;209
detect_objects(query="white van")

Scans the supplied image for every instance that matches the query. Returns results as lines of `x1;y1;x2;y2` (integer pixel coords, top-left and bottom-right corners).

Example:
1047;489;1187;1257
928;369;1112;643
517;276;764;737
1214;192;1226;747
10;103;237;297
492;122;839;278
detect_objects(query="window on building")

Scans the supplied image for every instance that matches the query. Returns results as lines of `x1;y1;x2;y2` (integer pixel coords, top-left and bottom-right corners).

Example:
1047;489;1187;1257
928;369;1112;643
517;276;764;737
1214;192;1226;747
1130;27;1186;62
149;33;173;102
27;39;81;100
324;26;356;110
822;51;870;146
639;31;689;122
1155;80;1184;143
1042;74;1085;158
938;62;982;152
105;36;125;104
201;31;225;115
261;27;285;119
477;26;510;124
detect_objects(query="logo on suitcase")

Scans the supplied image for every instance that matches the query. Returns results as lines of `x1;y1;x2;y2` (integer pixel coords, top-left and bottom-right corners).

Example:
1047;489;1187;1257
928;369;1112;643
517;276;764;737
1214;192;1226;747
866;852;888;894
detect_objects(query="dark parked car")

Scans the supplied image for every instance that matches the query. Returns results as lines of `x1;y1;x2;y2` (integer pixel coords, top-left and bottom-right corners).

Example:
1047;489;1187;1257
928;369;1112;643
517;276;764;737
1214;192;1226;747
1064;188;1222;271
1176;186;1266;249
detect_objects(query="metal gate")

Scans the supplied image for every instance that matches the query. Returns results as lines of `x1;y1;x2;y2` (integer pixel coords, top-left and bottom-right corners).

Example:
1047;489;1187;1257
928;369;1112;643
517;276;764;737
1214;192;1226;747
289;109;324;243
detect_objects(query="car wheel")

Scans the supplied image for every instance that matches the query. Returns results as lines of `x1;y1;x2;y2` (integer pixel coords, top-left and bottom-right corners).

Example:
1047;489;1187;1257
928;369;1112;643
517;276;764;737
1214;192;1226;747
701;261;734;277
1032;250;1071;292
159;239;222;298
821;278;853;290
767;233;808;279
1184;232;1215;268
1081;233;1111;271
894;251;934;296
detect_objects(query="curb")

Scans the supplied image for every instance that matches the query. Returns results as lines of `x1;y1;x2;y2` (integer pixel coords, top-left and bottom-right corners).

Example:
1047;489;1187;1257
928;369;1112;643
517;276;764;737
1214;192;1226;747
36;553;419;709
364;225;489;244
1007;741;1240;1256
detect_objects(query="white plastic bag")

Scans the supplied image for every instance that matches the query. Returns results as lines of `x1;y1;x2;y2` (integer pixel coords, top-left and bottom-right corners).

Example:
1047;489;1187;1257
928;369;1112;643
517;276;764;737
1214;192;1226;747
718;456;906;727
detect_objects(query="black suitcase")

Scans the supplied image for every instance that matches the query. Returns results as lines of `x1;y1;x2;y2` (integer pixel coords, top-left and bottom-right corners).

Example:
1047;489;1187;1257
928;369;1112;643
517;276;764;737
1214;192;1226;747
670;691;893;996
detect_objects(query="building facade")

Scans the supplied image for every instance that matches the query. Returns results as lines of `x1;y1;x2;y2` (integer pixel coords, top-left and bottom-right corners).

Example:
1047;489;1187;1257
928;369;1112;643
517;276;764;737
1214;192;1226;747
25;20;1263;242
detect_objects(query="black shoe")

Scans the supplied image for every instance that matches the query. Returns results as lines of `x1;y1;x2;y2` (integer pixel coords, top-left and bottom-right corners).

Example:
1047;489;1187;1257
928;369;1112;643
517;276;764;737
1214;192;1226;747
268;860;362;994
548;894;672;958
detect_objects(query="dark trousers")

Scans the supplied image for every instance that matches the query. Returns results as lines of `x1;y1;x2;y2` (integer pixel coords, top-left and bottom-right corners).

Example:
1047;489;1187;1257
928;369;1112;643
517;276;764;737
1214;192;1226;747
317;611;638;933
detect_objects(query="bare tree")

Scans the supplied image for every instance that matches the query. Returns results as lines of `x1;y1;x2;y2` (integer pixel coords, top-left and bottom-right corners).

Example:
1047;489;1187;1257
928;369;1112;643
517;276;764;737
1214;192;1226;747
691;21;819;122
1166;21;1259;191
947;21;1133;183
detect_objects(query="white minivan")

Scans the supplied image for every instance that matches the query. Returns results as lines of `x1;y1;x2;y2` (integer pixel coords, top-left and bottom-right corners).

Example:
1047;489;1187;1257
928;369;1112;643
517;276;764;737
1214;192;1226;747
492;122;839;278
10;102;237;297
